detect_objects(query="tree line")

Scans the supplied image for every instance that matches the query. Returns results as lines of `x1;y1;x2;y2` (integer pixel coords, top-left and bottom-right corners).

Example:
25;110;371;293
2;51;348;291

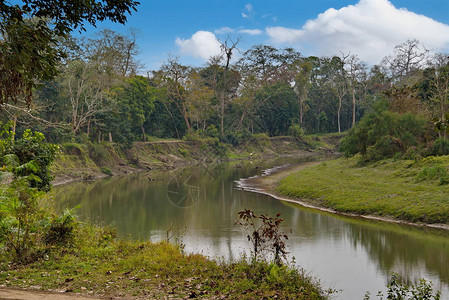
1;29;448;148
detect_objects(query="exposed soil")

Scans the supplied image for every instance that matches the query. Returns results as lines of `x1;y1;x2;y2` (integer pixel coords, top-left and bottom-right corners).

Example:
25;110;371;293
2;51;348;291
0;288;101;300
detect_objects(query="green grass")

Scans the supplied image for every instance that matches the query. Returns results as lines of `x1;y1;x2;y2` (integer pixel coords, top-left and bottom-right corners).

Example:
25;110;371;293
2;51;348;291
0;223;328;299
277;155;449;224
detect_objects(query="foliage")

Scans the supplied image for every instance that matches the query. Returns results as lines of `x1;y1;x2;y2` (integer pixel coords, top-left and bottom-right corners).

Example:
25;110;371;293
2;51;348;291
428;137;449;156
0;177;46;263
340;107;427;162
0;126;58;192
0;0;139;105
0;128;74;263
365;273;440;300
253;82;299;136
43;209;76;247
236;209;291;265
288;124;305;138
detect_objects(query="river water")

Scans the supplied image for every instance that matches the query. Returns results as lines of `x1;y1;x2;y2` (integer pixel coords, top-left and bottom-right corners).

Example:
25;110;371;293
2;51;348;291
53;156;449;299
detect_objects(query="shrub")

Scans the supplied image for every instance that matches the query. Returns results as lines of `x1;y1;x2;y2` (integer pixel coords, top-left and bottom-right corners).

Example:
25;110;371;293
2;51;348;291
182;129;202;141
288;124;304;138
340;109;427;162
43;209;76;247
428;137;449;156
221;130;252;146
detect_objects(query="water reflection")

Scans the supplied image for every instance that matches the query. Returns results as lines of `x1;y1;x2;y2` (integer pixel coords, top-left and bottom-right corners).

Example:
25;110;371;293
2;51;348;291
53;157;449;299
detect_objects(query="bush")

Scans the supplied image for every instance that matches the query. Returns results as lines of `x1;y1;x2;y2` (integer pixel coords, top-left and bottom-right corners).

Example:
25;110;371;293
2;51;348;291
428;137;449;156
204;125;220;139
340;109;427;162
221;130;252;146
288;124;304;138
364;135;404;162
182;129;202;141
43;209;76;247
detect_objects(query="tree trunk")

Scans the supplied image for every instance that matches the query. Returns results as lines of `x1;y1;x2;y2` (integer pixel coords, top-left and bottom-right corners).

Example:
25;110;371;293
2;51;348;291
352;88;356;128
141;125;146;142
108;132;113;143
338;96;342;133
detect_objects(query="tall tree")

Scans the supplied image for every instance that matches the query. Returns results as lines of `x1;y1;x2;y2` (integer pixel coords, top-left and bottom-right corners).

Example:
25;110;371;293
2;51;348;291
0;0;139;107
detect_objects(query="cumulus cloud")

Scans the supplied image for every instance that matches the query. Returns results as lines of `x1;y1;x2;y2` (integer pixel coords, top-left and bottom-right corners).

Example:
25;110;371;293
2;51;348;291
266;0;449;64
175;31;222;61
238;29;263;35
242;3;255;19
215;27;234;34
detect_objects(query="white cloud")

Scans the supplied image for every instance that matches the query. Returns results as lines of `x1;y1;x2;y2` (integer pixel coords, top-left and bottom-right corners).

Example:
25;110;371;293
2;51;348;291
175;31;222;61
266;0;449;64
238;29;263;35
242;3;254;19
215;27;234;34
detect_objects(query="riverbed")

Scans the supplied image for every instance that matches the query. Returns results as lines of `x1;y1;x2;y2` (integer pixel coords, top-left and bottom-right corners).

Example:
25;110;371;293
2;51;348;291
53;156;449;299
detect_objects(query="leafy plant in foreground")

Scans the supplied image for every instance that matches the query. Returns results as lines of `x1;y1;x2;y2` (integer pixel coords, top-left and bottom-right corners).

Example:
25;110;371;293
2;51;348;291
236;209;291;265
364;273;441;300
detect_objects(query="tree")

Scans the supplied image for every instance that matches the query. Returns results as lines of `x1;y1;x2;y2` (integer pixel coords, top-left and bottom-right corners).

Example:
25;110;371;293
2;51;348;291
345;55;367;128
294;60;312;125
160;57;193;131
0;0;139;105
428;53;449;138
383;39;428;82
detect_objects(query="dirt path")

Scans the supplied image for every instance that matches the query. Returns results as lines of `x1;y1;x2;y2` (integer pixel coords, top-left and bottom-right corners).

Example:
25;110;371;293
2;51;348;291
0;288;101;300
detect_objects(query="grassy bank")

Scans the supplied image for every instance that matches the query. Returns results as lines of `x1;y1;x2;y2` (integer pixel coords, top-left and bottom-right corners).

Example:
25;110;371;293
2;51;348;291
0;223;328;299
277;155;449;224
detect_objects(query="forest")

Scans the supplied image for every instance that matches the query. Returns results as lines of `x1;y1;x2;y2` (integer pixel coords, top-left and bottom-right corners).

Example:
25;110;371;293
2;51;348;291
1;29;447;155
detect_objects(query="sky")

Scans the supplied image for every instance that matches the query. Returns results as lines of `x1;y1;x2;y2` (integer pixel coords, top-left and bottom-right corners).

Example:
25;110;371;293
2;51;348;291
84;0;449;70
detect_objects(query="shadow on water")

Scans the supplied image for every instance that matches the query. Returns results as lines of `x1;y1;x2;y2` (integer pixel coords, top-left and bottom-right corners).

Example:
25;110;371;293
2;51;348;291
52;156;449;299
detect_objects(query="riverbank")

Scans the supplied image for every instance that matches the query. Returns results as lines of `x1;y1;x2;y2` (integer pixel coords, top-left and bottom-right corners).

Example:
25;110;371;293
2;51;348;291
0;223;329;299
239;155;449;228
51;135;336;186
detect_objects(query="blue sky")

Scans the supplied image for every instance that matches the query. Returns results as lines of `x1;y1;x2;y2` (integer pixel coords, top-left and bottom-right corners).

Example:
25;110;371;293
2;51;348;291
85;0;449;70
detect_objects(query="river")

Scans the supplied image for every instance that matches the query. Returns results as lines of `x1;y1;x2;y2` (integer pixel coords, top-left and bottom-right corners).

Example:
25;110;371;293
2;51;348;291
53;156;449;299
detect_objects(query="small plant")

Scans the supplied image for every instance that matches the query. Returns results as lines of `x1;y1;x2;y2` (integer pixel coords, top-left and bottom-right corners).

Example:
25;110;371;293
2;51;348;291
236;209;291;266
166;224;187;252
364;273;441;299
100;167;113;176
43;209;76;247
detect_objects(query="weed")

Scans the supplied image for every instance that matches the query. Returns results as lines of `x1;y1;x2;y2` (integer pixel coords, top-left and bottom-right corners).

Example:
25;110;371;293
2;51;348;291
236;209;291;265
100;167;113;176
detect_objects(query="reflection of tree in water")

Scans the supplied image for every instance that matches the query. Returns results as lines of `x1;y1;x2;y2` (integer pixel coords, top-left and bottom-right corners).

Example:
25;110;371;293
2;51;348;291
344;218;449;285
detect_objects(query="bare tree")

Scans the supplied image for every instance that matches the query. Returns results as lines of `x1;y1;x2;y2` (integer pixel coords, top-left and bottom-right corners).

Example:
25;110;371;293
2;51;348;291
383;39;429;81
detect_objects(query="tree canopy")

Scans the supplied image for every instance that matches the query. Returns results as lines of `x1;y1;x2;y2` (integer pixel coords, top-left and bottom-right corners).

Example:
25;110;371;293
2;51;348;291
0;0;139;106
